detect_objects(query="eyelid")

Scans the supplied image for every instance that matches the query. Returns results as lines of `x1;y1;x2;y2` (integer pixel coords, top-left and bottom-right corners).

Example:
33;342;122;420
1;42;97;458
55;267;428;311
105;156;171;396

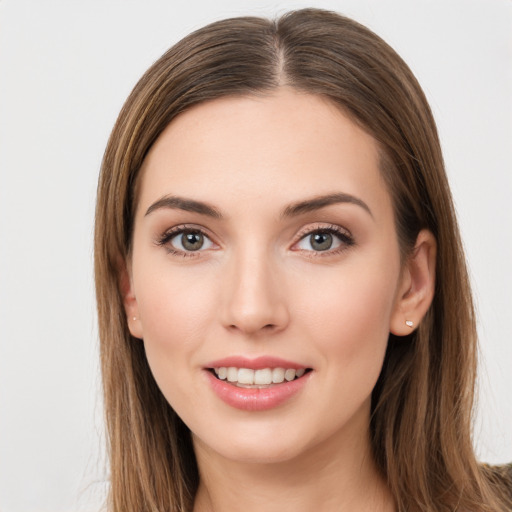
155;224;218;257
155;222;354;258
294;222;352;240
291;223;355;255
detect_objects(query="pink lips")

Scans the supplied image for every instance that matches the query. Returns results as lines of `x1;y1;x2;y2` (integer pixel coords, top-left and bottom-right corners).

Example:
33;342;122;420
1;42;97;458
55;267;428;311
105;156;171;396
204;356;311;412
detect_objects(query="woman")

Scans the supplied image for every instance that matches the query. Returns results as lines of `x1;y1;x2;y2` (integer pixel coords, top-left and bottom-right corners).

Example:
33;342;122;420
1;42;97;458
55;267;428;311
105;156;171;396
94;8;512;512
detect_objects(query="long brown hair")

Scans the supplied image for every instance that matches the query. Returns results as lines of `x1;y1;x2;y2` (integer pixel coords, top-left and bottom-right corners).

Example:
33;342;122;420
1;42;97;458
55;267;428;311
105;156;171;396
94;8;511;512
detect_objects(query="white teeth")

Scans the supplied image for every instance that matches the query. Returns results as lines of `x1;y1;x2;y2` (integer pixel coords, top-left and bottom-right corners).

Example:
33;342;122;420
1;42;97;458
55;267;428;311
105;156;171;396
284;369;296;381
227;367;238;382
213;366;307;385
237;368;255;385
272;368;285;383
254;368;273;385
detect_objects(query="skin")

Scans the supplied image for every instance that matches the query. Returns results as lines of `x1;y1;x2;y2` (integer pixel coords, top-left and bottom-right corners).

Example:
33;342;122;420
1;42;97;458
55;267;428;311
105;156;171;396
123;88;436;512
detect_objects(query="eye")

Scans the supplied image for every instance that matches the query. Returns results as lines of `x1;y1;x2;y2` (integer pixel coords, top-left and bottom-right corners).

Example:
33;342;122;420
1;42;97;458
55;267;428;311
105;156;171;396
170;230;214;252
293;226;354;254
157;227;215;255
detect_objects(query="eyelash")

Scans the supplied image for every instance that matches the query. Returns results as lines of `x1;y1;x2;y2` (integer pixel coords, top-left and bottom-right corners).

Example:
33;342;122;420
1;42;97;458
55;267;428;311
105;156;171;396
292;224;355;258
155;223;355;259
155;224;213;258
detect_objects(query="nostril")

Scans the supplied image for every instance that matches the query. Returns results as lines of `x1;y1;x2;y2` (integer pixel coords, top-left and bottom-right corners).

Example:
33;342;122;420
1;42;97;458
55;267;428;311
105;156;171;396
227;322;277;333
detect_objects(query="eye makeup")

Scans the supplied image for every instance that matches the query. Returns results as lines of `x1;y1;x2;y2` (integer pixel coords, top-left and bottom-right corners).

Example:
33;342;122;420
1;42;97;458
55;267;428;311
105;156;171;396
291;223;355;259
154;221;355;260
155;224;217;258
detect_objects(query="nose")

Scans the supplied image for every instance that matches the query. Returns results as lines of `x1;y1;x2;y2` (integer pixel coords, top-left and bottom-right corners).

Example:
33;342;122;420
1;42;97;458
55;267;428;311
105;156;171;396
220;247;289;336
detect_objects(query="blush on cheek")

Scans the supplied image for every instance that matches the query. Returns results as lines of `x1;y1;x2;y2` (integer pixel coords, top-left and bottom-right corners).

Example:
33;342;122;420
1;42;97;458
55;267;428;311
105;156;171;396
301;274;393;364
137;264;216;337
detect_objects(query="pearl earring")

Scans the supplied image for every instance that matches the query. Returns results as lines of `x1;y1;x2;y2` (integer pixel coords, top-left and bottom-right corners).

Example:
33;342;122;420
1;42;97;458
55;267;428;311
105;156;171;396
132;317;137;321
405;320;414;328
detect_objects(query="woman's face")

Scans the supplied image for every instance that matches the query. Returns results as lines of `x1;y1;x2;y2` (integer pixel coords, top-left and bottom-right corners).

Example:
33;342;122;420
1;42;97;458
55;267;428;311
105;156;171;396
126;88;408;464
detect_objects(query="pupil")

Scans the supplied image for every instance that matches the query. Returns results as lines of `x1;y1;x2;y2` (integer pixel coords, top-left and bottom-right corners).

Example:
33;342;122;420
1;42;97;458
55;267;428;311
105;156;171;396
182;232;203;251
311;232;332;251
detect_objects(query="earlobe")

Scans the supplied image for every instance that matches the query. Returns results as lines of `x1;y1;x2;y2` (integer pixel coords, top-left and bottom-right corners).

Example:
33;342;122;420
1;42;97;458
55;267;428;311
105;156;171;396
390;230;436;336
118;258;143;340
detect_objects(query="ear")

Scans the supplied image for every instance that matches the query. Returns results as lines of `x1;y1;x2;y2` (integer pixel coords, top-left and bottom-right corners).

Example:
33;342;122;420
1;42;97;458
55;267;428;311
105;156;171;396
118;257;143;340
390;229;436;336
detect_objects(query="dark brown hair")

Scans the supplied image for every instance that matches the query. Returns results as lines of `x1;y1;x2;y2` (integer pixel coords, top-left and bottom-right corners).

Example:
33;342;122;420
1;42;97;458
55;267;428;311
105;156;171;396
94;8;511;511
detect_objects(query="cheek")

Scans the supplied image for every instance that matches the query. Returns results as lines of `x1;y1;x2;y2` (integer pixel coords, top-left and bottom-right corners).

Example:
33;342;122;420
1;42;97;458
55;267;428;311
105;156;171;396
135;261;216;344
132;260;218;403
292;254;399;369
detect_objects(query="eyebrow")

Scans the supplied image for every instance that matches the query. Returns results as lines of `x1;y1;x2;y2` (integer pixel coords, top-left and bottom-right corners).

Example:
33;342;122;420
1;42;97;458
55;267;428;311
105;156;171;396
145;192;372;219
145;195;223;218
281;193;373;219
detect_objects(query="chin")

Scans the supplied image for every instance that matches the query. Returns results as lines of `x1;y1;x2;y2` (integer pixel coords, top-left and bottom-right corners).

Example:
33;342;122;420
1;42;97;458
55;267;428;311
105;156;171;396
192;421;324;466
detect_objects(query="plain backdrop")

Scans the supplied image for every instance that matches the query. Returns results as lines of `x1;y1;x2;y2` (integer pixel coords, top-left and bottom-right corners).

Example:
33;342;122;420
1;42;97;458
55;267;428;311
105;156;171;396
0;0;511;511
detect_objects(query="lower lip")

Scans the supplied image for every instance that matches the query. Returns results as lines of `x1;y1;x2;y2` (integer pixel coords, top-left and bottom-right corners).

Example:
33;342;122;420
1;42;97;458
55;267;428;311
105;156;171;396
205;370;311;411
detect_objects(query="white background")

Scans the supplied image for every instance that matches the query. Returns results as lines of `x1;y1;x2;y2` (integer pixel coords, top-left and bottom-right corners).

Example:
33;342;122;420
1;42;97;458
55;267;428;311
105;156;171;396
0;1;510;511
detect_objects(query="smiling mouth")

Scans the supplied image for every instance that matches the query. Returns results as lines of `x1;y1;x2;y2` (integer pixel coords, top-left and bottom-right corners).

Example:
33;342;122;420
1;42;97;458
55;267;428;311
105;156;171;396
209;367;312;388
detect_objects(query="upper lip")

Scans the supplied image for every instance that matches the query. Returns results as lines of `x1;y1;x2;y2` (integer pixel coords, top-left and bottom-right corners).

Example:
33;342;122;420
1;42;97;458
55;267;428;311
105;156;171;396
205;356;309;370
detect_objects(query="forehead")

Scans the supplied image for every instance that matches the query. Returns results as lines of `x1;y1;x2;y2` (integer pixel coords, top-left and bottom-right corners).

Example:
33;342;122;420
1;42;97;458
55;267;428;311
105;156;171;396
136;88;391;220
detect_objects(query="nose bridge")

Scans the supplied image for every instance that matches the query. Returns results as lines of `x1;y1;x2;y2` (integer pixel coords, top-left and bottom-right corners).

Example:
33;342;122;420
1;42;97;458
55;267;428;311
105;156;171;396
220;241;288;335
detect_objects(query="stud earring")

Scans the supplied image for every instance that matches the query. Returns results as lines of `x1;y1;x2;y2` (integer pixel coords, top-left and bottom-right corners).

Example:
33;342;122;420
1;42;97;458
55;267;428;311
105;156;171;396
405;320;414;328
132;317;137;321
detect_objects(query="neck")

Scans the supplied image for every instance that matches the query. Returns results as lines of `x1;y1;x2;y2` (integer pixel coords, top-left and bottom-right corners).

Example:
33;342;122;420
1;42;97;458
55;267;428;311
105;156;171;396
192;424;395;512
